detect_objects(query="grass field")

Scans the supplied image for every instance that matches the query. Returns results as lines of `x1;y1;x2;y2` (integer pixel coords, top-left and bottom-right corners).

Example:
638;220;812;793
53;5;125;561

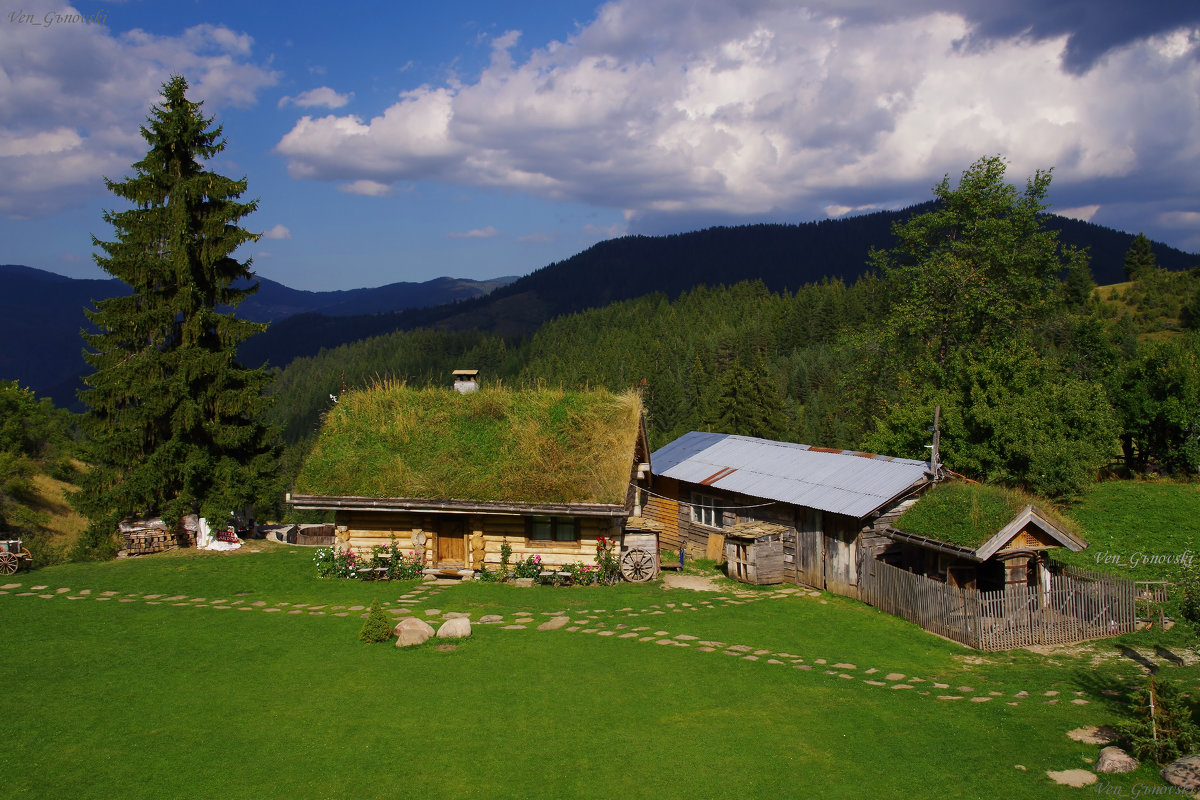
2;540;1198;800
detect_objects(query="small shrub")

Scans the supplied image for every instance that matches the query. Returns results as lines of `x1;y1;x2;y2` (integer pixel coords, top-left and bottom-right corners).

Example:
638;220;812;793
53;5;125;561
1173;562;1200;634
359;599;394;643
567;561;599;586
498;542;512;582
595;535;620;584
476;563;498;582
513;554;543;579
1114;677;1200;764
314;547;360;578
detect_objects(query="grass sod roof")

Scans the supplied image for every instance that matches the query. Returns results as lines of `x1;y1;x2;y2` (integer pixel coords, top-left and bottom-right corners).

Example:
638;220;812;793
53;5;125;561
293;382;643;507
892;482;1083;551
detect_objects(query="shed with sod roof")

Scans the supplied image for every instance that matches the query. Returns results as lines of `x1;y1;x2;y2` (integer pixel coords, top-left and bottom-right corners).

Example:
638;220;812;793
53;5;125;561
883;482;1088;592
288;381;650;575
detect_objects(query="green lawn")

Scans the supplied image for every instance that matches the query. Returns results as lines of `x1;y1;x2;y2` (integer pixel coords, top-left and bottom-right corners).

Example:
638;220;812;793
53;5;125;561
0;542;1195;799
1058;480;1200;580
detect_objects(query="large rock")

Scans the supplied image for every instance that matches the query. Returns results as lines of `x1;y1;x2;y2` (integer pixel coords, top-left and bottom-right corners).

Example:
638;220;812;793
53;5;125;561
537;616;570;631
1162;754;1200;792
394;617;435;647
1096;746;1138;774
437;617;472;639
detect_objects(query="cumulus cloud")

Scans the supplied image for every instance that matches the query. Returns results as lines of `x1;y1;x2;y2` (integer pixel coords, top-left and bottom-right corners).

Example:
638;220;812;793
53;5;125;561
278;87;353;109
447;226;500;239
0;4;278;218
274;0;1200;240
338;179;394;196
262;224;292;240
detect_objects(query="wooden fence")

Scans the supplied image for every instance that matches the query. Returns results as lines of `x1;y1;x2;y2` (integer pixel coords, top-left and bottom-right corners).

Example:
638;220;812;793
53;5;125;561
859;559;1136;650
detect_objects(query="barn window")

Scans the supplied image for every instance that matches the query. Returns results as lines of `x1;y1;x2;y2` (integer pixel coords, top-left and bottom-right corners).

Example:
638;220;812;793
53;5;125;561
526;517;581;541
691;493;724;528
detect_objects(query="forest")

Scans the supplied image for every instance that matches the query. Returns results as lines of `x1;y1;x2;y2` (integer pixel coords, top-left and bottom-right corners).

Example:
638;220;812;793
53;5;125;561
5;157;1200;559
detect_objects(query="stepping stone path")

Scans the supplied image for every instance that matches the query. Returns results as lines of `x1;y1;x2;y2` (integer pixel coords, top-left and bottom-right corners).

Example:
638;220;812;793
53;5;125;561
1;580;1106;712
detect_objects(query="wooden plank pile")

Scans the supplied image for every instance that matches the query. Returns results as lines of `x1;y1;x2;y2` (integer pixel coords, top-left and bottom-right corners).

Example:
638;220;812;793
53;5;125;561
118;515;198;556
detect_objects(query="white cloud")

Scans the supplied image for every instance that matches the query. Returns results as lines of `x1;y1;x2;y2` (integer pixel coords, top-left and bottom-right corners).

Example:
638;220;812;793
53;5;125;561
338;179;394;196
278;87;353;109
1057;204;1101;222
262;224;292;240
447;225;499;239
275;1;1200;231
0;5;278;218
1157;210;1200;228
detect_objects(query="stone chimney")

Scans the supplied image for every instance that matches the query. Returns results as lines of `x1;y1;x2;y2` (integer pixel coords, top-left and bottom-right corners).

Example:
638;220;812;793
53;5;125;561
452;369;479;394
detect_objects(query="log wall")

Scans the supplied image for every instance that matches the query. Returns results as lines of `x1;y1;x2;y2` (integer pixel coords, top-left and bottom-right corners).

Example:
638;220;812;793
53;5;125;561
335;510;621;569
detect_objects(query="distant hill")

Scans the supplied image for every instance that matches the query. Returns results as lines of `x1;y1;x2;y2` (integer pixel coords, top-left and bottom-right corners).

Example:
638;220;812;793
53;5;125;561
240;208;1198;368
0;265;516;409
3;209;1194;409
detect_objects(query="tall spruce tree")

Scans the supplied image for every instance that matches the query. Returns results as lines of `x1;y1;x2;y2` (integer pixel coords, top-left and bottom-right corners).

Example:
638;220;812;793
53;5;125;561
77;76;277;550
1123;232;1159;280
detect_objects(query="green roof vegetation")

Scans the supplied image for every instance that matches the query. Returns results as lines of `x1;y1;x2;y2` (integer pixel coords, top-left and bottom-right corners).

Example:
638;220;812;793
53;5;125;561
293;381;642;505
893;482;1081;550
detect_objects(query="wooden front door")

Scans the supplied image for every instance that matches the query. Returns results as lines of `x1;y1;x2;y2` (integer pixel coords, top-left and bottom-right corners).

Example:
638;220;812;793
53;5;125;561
793;507;824;589
823;514;858;597
436;518;467;566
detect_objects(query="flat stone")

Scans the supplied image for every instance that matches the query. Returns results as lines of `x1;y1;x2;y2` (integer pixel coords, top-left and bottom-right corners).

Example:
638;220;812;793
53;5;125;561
970;697;991;702
55;588;70;594
1043;690;1059;696
333;612;349;617
582;628;599;634
674;634;699;641
424;609;441;616
1014;691;1029;698
566;626;579;632
350;605;365;611
101;591;118;596
1096;747;1138;774
641;636;658;642
251;601;267;607
754;649;770;655
479;615;504;624
78;589;92;595
767;659;785;665
620;633;639;639
892;684;914;690
833;663;857;670
597;631;615;637
15;592;34;597
31;585;47;590
238;607;253;611
1044;699;1059;705
1045;769;1096;788
865;680;887;686
743;655;758;661
937;696;964;701
815;659;827;665
864;668;878;675
933;683;949;689
1070;729;1113;748
654;630;670;636
1071;699;1090;705
795;665;812;671
885;673;905;681
839;674;854;680
956;686;974;693
164;594;184;601
0;583;19;590
502;625;527;630
118;598;136;602
287;610;302;614
727;645;752;652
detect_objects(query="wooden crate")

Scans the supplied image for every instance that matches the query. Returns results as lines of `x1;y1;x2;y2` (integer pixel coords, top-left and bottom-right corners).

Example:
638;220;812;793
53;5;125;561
722;521;786;585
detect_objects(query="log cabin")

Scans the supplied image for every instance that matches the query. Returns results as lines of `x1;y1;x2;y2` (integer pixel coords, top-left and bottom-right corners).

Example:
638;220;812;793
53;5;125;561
288;380;651;576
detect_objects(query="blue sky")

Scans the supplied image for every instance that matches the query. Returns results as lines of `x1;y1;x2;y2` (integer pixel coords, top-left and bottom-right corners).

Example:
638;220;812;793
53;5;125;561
2;0;1198;291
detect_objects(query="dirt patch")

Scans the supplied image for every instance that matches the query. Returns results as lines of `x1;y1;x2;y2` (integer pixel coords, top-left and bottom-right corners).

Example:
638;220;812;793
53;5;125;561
1067;726;1118;745
435;644;457;653
661;573;723;592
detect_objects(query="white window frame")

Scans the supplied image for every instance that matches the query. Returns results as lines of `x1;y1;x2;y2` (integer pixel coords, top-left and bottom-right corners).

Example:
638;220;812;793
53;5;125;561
690;493;724;528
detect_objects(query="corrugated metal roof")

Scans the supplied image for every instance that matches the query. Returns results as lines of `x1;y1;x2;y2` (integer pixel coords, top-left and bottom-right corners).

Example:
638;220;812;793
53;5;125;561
651;432;931;519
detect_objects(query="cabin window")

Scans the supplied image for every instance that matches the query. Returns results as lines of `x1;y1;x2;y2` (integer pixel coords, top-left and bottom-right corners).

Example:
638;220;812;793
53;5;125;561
526;516;581;542
691;493;724;528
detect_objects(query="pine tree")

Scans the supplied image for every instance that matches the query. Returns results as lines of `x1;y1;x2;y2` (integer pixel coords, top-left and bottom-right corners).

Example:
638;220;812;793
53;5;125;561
1124;233;1159;281
76;76;277;551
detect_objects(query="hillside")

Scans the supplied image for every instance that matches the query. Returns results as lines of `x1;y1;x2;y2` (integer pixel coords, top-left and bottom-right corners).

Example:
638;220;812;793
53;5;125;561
241;209;1198;368
0;266;515;409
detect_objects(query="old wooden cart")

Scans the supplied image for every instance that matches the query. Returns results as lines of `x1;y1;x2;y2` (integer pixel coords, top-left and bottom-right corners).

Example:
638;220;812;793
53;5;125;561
0;539;32;574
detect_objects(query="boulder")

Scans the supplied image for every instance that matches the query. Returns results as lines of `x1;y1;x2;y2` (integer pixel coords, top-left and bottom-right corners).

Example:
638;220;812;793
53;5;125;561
437;617;472;639
1162;754;1200;792
1096;747;1138;774
394;617;435;647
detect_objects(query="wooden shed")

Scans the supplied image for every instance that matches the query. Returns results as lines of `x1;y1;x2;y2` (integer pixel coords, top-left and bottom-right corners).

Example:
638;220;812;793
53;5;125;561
723;521;787;585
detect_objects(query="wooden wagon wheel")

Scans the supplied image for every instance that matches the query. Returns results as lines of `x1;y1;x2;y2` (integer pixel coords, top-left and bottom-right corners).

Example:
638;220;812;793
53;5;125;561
619;548;656;583
0;552;18;575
